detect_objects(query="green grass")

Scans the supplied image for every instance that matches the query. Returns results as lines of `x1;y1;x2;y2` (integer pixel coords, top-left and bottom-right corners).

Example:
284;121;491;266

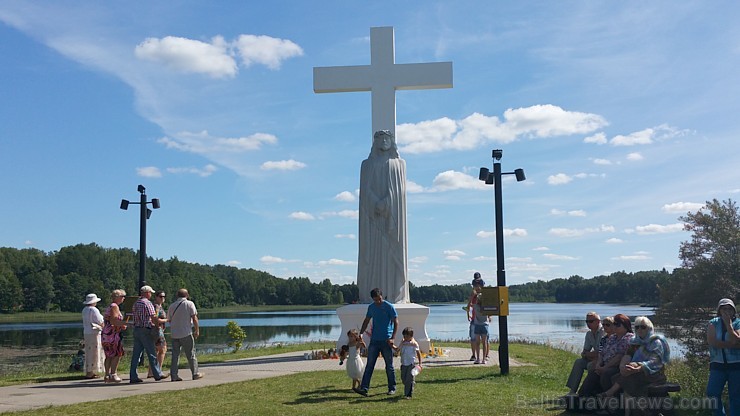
4;343;579;416
1;343;714;415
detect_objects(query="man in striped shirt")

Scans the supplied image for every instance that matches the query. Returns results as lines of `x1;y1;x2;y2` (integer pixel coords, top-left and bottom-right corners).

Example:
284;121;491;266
129;285;165;383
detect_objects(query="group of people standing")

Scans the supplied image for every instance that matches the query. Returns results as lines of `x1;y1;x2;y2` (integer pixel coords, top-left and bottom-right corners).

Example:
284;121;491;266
80;286;203;384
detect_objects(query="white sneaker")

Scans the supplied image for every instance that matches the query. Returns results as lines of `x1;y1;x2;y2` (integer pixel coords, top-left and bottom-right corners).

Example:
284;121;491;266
474;359;481;364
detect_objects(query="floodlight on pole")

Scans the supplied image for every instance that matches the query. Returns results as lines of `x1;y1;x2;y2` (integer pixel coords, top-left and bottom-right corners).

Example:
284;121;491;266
119;185;161;290
479;149;525;376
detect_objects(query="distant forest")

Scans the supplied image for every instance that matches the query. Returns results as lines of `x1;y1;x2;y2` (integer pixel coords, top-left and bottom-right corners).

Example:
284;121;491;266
0;243;671;313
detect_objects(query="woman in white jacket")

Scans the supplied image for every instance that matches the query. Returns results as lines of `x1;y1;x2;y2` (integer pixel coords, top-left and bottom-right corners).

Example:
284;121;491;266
81;293;104;379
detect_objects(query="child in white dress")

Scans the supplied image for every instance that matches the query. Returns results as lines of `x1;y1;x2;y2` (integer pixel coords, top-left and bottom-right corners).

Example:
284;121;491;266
340;328;366;391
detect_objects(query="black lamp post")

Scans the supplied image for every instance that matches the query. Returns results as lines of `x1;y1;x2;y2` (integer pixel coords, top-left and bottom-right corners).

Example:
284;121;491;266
120;185;160;290
479;149;525;375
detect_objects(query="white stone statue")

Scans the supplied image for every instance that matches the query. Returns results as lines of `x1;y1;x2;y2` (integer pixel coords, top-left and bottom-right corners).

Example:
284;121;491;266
357;130;409;304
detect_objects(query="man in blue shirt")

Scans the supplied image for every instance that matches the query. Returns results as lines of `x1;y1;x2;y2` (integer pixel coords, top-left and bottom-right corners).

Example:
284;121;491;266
355;288;399;396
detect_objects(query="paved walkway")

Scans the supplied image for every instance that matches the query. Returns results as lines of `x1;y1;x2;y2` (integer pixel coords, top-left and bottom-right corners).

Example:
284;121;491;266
0;347;527;413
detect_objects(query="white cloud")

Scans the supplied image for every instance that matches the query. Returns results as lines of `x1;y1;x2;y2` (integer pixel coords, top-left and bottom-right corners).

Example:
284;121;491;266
134;34;303;77
584;132;607;144
409;256;428;264
233;34;303;70
334;234;356;239
317;259;354;266
135;36;237;78
321;210;359;220
551;209;587;217
473;256;495;261
166;164;218;177
444;249;466;257
634;223;684;235
334;191;356;202
549;225;615;237
605;238;624;244
406;180;426;193
662;202;704;214
289;211;315;220
159;130;277;155
532;246;550;251
505;228;528;237
476;229;527;238
430;170;486;191
543;253;578;260
508;257;533;262
227;260;241;266
626;152;644;161
592;158;612;165
397;105;608;154
137;166;162;178
260;255;294;264
610;124;689;146
260;159;306;171
612;254;651;261
547;173;573;185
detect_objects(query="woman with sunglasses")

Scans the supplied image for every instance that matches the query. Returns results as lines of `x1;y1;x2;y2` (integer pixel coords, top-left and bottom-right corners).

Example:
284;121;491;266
579;314;634;396
600;316;670;399
706;298;740;416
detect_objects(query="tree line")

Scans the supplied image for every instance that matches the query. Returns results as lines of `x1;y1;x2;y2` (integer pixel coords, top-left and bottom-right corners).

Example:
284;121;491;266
0;241;477;313
1;242;676;314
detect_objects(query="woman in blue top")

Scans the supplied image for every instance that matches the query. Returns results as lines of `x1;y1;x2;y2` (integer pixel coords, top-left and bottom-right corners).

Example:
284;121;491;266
707;298;740;416
600;316;670;398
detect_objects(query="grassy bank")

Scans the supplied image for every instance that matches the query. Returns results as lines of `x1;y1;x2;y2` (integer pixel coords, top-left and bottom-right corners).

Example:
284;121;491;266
1;342;713;416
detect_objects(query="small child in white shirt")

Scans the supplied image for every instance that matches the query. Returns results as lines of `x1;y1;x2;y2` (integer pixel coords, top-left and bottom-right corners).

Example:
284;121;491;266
398;327;422;399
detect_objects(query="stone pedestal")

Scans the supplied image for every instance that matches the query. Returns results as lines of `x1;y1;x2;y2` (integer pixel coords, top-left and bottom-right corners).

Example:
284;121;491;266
335;303;431;353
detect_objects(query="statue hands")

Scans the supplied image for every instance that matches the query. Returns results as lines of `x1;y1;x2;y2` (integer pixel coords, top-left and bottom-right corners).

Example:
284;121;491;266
374;198;390;217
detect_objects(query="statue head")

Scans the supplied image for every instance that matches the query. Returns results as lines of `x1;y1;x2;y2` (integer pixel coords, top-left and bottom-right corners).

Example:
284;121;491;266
370;130;399;159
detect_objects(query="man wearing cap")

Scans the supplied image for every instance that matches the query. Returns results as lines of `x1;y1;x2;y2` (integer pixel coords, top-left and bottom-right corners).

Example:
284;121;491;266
565;312;604;395
168;288;204;381
81;293;104;379
129;285;165;383
707;298;740;416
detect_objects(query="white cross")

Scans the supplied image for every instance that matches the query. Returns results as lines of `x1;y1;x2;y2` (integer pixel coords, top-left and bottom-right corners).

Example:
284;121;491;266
313;26;453;139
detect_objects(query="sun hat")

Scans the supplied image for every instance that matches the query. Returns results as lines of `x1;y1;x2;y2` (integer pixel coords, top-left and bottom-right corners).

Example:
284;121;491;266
717;298;736;314
83;293;102;305
140;285;155;294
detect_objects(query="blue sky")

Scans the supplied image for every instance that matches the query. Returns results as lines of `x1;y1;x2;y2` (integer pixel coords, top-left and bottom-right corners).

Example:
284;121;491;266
1;2;739;288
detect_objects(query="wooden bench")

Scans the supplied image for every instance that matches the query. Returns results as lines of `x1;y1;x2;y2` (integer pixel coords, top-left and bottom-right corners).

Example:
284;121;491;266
641;382;681;416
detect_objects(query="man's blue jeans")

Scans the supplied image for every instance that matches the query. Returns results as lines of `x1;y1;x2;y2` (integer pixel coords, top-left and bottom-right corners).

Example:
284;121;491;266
360;340;396;392
707;367;740;416
130;326;163;381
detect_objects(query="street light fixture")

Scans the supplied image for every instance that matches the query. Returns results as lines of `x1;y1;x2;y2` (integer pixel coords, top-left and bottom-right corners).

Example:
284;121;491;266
120;185;160;290
479;149;525;376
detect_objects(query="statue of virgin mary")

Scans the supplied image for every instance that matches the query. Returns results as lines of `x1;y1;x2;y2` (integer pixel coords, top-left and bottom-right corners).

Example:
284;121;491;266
357;130;409;304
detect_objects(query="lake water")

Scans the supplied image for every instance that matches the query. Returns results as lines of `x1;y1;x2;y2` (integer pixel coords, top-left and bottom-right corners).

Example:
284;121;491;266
0;303;678;372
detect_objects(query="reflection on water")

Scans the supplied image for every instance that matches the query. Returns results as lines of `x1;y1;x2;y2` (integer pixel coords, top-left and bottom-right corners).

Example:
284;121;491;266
1;303;672;371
